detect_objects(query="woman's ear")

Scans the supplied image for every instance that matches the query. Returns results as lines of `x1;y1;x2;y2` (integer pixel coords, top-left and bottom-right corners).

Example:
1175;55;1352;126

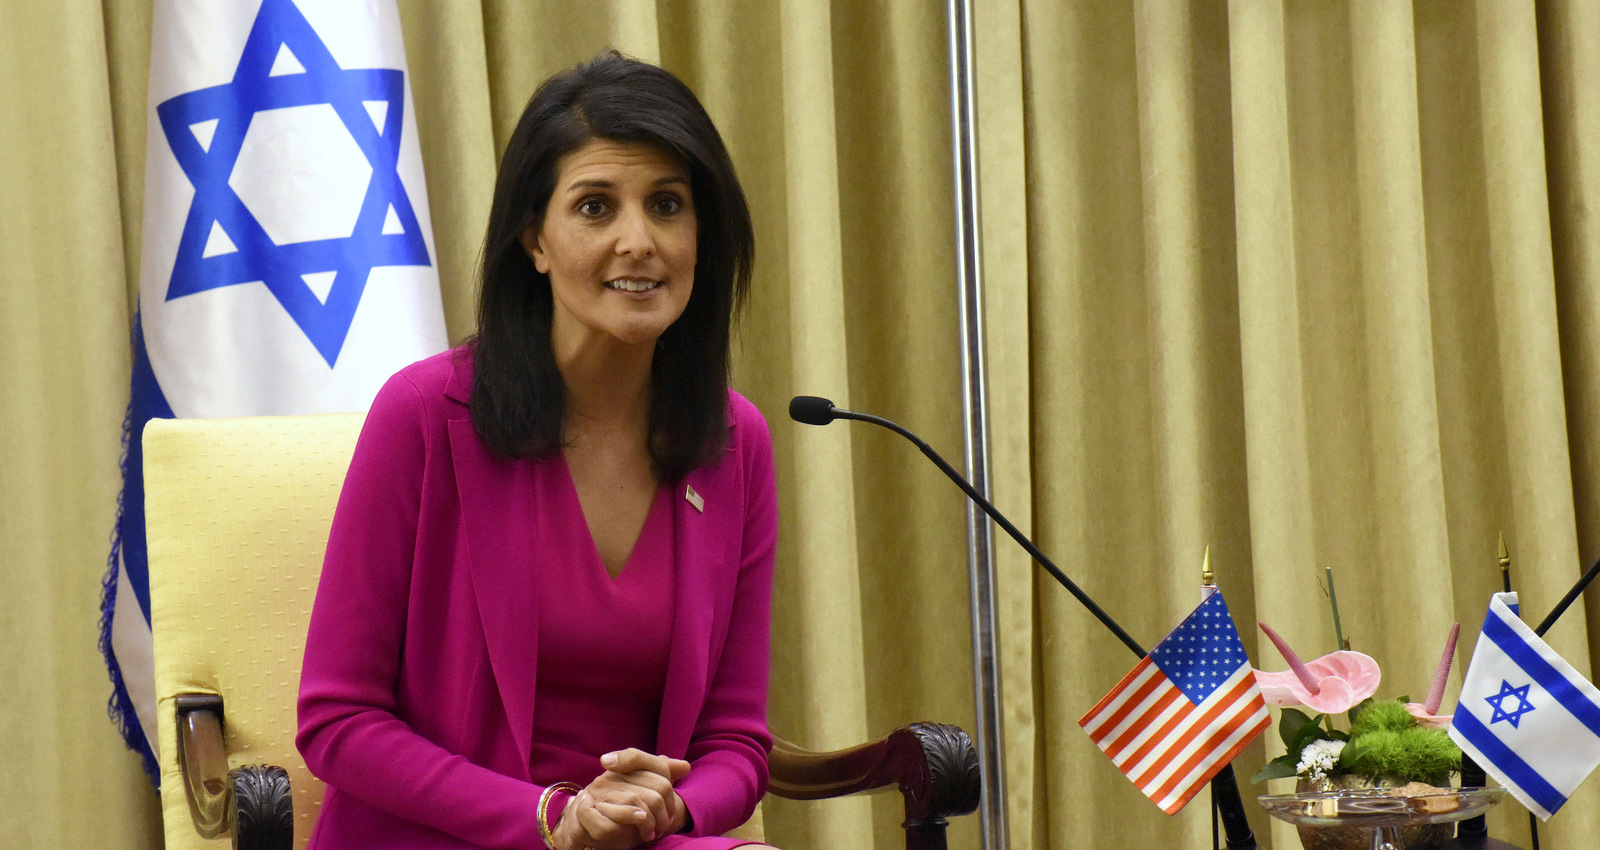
519;225;548;274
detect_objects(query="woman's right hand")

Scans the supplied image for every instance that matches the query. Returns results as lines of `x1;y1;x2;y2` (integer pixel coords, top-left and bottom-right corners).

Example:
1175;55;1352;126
551;750;691;850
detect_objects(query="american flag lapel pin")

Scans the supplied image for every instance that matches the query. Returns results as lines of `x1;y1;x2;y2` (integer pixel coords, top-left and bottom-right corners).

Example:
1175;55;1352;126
685;484;705;513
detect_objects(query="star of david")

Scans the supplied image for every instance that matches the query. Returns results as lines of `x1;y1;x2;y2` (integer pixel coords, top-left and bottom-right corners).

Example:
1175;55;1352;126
156;0;430;366
1485;679;1537;728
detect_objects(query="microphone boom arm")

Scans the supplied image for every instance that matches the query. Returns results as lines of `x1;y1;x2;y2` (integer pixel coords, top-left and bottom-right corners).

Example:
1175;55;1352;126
796;396;1259;848
831;407;1147;659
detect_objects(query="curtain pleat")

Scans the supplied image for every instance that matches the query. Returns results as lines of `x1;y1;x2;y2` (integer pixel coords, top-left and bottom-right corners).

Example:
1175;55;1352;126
978;1;1600;847
12;1;1600;848
1541;0;1600;665
0;1;164;847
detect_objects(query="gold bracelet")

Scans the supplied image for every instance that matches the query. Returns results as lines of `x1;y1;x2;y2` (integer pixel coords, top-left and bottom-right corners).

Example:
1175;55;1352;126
538;782;581;850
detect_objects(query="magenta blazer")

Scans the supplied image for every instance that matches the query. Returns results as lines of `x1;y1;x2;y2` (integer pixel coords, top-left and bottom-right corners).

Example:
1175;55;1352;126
297;348;776;849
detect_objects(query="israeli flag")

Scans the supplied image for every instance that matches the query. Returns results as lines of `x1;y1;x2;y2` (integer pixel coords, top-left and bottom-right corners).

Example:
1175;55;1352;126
102;0;446;780
1449;591;1600;820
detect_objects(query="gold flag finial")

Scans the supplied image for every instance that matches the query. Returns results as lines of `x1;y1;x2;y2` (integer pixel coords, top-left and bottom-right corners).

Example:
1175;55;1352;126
1498;533;1513;593
1201;545;1214;586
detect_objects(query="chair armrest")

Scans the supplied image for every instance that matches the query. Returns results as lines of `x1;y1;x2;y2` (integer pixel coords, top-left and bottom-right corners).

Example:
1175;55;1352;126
768;722;980;823
174;693;294;850
175;694;231;837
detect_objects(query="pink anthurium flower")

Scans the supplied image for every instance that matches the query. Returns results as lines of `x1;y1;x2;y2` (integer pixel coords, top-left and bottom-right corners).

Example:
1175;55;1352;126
1254;620;1381;714
1405;623;1459;728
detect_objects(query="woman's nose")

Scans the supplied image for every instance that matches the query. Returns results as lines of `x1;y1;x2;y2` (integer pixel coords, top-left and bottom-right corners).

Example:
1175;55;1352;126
614;206;656;258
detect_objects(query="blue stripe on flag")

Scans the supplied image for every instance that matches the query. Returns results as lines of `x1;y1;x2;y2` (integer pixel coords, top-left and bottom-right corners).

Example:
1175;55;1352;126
109;0;444;788
1454;707;1567;816
99;315;172;783
1484;611;1600;737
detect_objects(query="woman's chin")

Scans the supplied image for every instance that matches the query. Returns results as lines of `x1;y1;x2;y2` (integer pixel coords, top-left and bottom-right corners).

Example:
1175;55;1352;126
606;322;676;349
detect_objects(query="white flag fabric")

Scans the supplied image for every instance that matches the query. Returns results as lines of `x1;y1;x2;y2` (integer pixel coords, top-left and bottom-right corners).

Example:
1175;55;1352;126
101;0;447;780
1448;592;1600;820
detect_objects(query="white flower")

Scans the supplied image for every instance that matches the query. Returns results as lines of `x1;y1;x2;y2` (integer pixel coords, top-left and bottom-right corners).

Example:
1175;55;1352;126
1296;739;1346;780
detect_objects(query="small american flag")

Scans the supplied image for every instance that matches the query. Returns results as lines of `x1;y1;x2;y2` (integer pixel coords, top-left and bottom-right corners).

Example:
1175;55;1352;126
1078;591;1269;814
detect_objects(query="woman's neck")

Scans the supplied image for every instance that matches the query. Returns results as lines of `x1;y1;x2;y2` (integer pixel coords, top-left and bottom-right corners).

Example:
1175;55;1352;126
555;335;654;442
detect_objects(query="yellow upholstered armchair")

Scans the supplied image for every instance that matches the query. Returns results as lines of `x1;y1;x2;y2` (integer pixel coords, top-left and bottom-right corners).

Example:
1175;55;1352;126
144;414;978;850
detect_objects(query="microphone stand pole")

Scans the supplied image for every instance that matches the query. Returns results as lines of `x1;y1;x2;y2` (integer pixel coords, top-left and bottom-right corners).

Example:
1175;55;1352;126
796;399;1258;848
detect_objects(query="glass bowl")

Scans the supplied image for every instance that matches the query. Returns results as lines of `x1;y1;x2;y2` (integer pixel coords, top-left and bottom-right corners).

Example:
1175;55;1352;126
1258;787;1505;850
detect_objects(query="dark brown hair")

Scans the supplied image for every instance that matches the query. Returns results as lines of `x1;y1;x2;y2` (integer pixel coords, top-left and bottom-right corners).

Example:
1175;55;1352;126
470;50;754;480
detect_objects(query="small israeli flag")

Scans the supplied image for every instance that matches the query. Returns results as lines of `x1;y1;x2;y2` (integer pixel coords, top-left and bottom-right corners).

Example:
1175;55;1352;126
1449;591;1600;820
101;0;446;780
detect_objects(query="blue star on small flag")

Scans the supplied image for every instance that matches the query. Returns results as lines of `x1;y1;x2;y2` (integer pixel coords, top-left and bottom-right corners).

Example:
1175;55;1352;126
1485;680;1537;728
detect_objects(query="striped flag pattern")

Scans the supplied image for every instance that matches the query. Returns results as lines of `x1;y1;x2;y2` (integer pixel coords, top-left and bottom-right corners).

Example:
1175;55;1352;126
1079;591;1269;814
1449;591;1600;820
100;0;446;780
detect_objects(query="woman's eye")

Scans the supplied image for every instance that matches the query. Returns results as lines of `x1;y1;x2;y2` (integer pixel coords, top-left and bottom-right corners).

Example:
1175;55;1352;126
653;195;683;216
577;199;607;217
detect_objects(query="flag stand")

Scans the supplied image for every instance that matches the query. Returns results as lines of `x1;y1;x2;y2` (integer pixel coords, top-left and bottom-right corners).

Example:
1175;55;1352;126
1455;538;1539;848
1532;556;1600;639
1203;550;1260;850
1516;552;1600;850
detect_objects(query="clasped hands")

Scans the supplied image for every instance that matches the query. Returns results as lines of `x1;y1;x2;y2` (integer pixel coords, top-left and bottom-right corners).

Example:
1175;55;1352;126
551;749;690;850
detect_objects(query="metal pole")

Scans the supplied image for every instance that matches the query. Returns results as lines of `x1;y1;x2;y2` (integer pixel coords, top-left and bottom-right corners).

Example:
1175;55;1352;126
946;1;1007;848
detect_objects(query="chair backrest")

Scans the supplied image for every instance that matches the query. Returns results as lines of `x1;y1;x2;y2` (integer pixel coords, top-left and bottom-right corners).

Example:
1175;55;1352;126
147;413;365;849
145;413;765;848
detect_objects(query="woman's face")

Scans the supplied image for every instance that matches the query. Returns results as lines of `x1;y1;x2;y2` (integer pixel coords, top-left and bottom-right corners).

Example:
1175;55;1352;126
522;138;698;354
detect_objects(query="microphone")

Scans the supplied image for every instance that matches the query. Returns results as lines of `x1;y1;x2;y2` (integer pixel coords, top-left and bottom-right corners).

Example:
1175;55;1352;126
790;395;1260;849
787;395;839;427
788;396;1143;657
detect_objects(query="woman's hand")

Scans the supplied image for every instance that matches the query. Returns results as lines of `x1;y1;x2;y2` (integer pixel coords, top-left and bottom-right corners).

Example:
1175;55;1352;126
551;749;690;850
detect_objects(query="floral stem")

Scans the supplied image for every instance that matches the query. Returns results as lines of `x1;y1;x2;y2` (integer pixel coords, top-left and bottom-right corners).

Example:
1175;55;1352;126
1423;623;1460;715
1325;566;1347;652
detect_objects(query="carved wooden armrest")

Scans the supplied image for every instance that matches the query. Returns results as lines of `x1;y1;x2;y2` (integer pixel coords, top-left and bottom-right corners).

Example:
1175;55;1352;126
174;693;294;850
768;723;980;849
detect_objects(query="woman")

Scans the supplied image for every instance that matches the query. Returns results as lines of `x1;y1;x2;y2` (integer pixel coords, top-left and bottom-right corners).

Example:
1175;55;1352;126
297;51;778;850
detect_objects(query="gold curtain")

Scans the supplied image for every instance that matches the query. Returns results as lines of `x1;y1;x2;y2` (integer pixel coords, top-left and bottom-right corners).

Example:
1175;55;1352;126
979;0;1600;848
11;1;1600;849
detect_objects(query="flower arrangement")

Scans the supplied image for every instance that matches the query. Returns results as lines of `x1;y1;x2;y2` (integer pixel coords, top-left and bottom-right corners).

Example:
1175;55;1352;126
1250;620;1463;790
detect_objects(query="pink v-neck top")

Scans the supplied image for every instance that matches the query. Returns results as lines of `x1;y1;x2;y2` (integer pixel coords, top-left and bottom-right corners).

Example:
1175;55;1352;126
528;466;676;785
297;347;776;850
530;472;761;849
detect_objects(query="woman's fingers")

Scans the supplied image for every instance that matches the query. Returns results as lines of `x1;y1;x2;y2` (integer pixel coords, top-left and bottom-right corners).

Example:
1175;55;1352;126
574;776;676;842
584;799;658;838
559;750;691;843
574;800;649;846
586;762;691;837
555;790;641;850
593;776;673;833
601;748;690;782
563;790;649;850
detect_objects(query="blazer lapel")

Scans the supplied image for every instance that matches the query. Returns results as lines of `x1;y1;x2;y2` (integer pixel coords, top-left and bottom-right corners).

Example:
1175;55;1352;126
443;350;744;765
447;416;542;771
656;460;742;756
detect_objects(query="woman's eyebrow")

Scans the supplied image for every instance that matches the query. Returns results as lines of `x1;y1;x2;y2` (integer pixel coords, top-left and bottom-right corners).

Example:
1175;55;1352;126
564;175;689;192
